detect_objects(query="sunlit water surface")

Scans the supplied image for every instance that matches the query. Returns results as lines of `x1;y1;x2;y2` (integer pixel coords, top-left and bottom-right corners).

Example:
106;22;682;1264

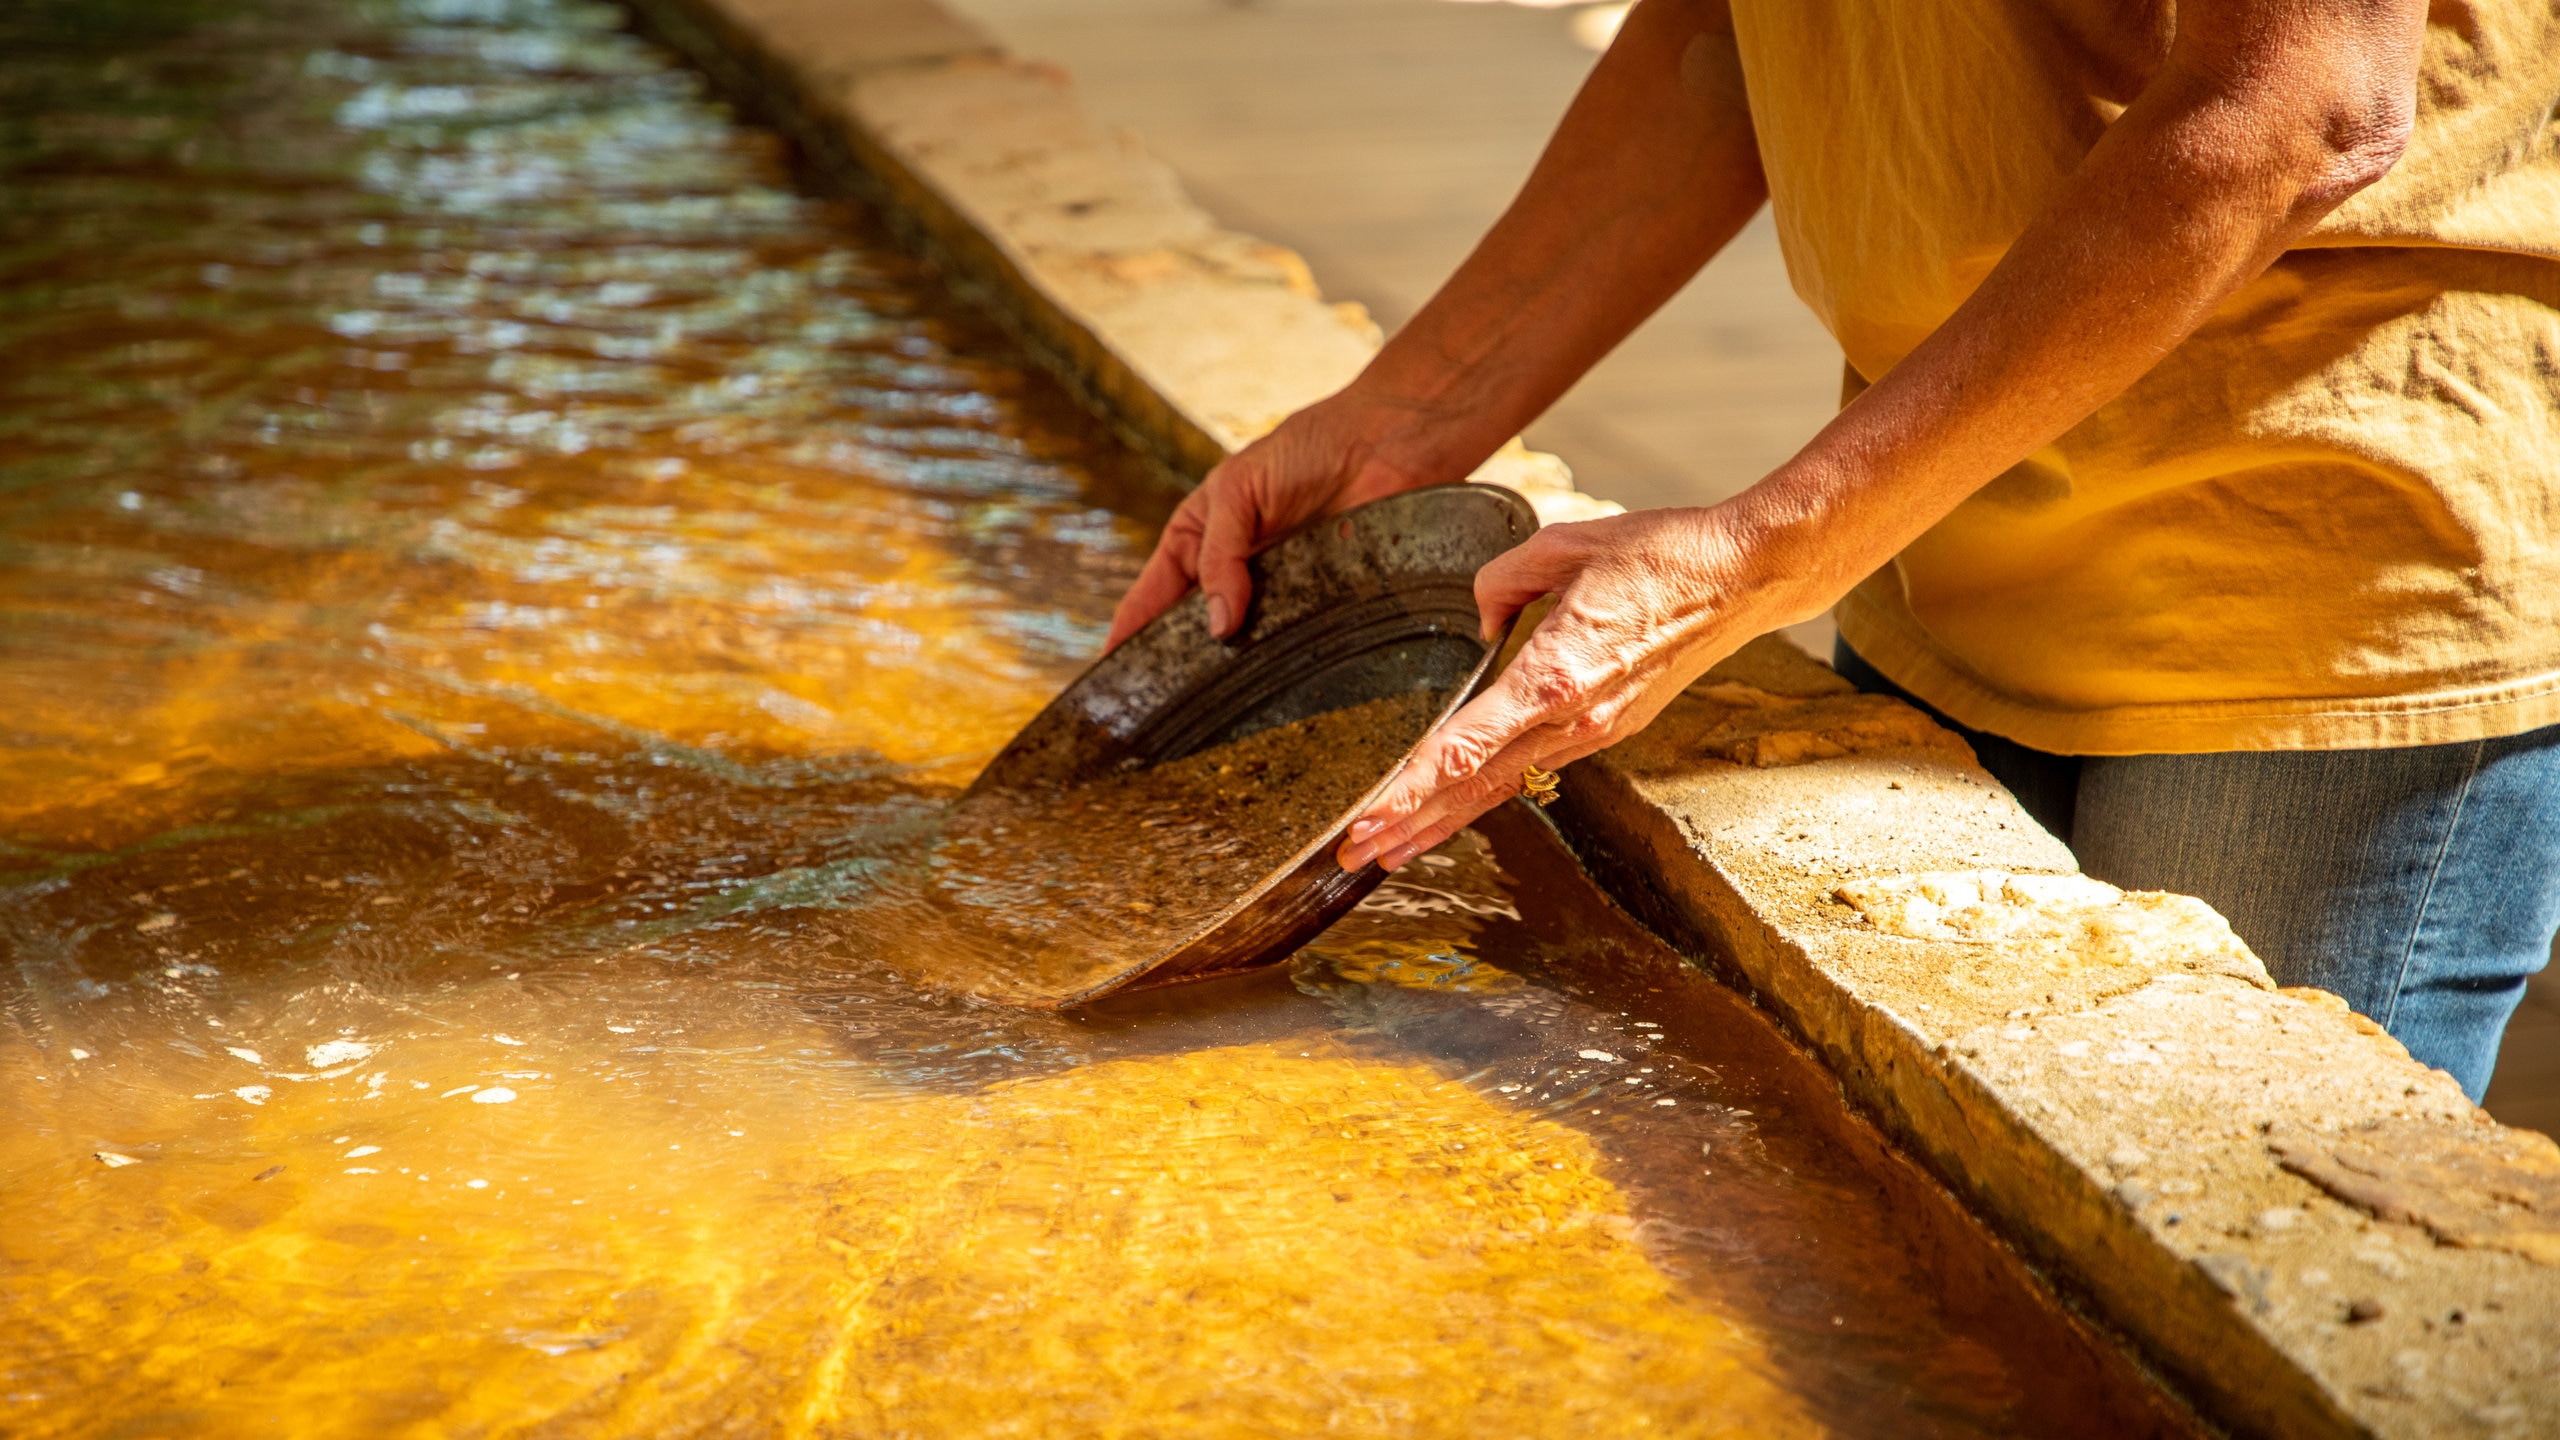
4;1;2073;1434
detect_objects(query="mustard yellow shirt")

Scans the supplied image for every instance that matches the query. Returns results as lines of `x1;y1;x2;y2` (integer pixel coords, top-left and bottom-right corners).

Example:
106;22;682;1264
1730;0;2560;753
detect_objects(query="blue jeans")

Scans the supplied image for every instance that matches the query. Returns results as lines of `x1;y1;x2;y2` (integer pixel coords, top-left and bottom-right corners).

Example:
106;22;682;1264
1835;642;2560;1100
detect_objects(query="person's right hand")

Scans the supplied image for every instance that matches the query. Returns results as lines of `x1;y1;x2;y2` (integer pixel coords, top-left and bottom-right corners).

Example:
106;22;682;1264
1105;396;1443;649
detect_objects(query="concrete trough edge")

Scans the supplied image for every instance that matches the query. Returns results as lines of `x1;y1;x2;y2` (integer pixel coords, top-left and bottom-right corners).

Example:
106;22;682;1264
624;2;2559;1436
1550;639;2557;1439
622;0;1615;523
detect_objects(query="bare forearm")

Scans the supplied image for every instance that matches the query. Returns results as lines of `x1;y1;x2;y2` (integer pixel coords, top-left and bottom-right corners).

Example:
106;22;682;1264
1333;0;2433;871
1334;0;1769;484
1101;0;1771;648
1729;0;2426;612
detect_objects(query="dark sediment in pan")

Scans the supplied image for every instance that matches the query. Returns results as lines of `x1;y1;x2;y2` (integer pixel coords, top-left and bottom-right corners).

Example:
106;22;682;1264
850;690;1439;1005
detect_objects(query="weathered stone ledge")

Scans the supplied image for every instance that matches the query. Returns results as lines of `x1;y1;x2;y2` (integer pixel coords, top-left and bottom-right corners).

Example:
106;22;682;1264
1555;637;2558;1439
623;0;1611;521
624;0;2558;1434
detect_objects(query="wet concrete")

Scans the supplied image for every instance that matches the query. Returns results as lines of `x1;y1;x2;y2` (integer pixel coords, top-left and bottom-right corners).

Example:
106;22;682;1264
651;2;2560;1426
1546;637;2560;1438
161;0;2560;1431
0;1;2202;1433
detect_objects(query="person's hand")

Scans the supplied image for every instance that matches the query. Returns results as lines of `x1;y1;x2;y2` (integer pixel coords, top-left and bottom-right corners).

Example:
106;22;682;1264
1335;504;1821;872
1106;397;1442;649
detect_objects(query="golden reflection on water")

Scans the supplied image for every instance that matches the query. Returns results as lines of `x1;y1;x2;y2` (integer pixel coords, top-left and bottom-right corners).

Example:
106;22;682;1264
0;0;1147;838
2;1;2061;1435
15;1025;1811;1436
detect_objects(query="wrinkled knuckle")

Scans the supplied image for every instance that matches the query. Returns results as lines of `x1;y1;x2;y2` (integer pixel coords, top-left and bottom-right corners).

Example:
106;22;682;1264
1577;695;1630;734
1405;811;1456;843
1559;712;1610;748
1518;664;1585;713
1432;732;1494;785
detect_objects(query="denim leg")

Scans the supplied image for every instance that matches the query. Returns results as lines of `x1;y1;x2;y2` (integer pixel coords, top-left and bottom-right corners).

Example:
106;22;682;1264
1831;640;2085;839
2072;730;2560;1100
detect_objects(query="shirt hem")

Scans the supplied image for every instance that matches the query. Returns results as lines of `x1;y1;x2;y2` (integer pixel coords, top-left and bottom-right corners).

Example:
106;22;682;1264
1834;595;2560;756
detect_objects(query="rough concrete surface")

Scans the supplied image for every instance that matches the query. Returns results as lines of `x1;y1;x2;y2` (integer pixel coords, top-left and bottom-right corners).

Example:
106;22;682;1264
625;0;2559;1432
629;0;1612;523
1553;637;2560;1439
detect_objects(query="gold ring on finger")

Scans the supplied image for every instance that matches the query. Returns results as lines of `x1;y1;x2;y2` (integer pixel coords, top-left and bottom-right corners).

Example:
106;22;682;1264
1521;764;1561;807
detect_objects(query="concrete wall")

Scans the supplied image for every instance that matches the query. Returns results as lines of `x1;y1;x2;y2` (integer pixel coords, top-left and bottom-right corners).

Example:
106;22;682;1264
624;1;2560;1433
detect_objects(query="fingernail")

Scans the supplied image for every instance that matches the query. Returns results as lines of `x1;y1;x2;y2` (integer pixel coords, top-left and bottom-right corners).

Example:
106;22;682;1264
1206;594;1232;636
1379;843;1419;872
1347;819;1383;844
1339;826;1395;868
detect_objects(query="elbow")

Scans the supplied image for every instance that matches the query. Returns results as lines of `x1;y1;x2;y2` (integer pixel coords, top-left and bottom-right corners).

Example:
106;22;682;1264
2154;13;2423;224
2261;20;2423;217
2295;90;2412;213
2148;83;2411;232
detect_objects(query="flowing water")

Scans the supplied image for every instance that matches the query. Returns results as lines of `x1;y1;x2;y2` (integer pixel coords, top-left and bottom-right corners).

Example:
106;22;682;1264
1;2;2157;1435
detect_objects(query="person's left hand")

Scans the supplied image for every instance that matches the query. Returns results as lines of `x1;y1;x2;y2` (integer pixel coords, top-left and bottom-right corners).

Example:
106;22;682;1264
1334;503;1820;872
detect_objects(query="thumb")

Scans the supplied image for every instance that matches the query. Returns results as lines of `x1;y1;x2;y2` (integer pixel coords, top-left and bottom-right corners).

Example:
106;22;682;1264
1106;542;1201;651
1473;527;1585;641
1195;488;1259;639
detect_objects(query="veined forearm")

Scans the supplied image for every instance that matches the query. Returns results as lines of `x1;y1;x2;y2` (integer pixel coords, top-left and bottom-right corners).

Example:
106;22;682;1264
1337;0;1770;482
1329;0;2433;871
1728;1;2426;611
1103;0;1771;649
